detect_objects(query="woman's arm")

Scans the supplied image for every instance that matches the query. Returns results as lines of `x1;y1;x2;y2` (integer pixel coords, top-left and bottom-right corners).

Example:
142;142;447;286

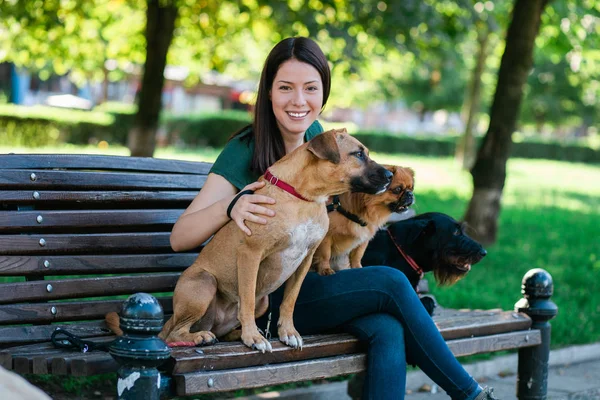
170;173;276;252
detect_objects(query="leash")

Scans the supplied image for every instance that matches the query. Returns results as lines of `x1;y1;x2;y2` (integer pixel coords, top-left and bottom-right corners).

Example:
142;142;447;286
51;328;112;353
264;169;310;201
326;195;368;227
386;228;424;277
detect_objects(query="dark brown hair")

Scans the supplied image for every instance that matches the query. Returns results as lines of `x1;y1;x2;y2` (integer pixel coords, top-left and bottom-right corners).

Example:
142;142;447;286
234;37;331;175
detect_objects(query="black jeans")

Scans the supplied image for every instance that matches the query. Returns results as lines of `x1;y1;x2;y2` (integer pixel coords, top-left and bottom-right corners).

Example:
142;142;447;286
257;267;481;400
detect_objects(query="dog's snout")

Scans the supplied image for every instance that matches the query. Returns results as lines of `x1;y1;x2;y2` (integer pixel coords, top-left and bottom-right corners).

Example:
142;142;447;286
479;249;487;257
401;190;414;206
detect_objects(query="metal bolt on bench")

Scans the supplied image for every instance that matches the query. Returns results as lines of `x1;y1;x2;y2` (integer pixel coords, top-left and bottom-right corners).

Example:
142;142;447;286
109;293;171;400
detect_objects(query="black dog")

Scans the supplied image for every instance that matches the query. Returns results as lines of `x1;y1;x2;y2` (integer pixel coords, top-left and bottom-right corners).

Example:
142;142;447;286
362;212;487;315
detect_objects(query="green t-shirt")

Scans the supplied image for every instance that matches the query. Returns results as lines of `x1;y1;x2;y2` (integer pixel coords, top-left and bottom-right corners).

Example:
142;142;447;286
210;120;324;190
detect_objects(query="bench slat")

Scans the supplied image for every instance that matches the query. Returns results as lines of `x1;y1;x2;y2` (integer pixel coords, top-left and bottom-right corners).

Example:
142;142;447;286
0;232;172;254
0;322;110;345
168;334;363;374
0;254;196;276
0;170;206;190
0;297;174;324
0;274;179;305
0;210;183;232
175;354;366;395
0;190;197;204
0;154;212;174
434;308;532;340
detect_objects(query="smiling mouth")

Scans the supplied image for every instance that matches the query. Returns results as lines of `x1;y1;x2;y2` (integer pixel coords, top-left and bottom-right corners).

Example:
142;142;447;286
287;111;309;119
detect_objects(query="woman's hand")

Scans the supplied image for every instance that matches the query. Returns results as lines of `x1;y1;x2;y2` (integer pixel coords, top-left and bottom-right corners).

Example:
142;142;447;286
229;181;276;236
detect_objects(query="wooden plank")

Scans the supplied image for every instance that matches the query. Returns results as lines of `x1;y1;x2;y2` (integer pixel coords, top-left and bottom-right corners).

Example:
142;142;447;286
0;321;111;345
433;308;532;340
0;154;212;174
0;209;183;232
0;232;173;254
0;190;198;204
174;354;366;396
0;170;206;190
447;330;541;357
0;297;174;324
0;254;197;276
167;334;364;374
0;274;179;304
32;355;52;374
70;353;118;376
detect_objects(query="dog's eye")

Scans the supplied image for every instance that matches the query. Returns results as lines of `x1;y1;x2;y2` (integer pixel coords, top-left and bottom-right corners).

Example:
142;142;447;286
453;229;461;236
353;151;366;160
392;187;403;194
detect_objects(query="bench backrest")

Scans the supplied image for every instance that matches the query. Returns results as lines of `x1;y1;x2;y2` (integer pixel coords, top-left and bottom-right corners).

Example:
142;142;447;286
0;154;210;347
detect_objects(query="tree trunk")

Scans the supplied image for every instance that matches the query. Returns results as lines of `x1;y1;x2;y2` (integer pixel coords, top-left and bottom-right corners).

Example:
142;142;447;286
464;0;549;245
456;23;490;170
128;0;178;157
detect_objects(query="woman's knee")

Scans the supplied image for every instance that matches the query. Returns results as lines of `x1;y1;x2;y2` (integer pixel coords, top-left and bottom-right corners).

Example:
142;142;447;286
363;266;413;293
345;313;405;350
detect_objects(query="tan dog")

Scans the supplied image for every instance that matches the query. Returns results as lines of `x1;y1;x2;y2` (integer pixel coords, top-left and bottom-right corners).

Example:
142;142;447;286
312;165;415;276
115;129;392;353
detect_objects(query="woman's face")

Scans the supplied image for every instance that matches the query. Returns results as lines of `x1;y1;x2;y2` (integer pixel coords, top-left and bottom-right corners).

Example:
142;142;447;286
270;59;323;141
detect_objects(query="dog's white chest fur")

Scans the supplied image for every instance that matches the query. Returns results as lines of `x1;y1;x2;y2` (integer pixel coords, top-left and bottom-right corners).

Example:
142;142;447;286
260;220;326;293
281;220;326;268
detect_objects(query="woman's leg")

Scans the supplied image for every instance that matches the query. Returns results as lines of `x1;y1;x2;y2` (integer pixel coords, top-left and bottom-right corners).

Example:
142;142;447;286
343;313;407;400
258;267;481;400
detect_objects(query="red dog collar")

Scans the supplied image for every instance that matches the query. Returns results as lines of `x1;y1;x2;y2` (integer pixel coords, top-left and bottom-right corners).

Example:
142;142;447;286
387;228;424;276
264;169;310;202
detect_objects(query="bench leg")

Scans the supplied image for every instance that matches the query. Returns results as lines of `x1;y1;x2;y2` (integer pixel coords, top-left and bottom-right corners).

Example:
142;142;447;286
515;269;558;400
109;293;172;399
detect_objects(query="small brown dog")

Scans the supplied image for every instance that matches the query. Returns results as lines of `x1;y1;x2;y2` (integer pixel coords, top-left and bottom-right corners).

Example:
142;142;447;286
107;129;392;353
312;165;415;276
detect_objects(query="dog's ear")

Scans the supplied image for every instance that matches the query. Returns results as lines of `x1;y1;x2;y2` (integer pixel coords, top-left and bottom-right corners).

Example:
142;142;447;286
307;130;341;164
400;218;436;244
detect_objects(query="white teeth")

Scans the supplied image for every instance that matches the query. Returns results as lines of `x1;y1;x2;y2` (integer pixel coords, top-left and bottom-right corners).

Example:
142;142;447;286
288;112;308;118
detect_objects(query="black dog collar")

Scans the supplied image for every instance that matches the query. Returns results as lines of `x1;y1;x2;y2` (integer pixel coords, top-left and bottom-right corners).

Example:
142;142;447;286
327;195;368;227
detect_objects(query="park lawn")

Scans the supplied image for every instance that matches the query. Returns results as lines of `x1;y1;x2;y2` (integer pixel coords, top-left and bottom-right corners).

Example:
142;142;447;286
3;144;600;348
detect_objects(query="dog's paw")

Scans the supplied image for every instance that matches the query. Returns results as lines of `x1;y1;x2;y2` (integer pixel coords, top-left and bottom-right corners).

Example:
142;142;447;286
350;263;363;269
318;267;336;276
193;331;218;346
278;326;303;350
241;329;272;353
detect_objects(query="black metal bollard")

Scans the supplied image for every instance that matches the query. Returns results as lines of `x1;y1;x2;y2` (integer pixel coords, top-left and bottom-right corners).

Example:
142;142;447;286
514;268;558;400
109;293;171;400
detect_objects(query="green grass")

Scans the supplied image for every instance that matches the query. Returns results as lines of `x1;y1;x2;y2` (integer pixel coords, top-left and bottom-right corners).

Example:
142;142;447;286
4;144;600;348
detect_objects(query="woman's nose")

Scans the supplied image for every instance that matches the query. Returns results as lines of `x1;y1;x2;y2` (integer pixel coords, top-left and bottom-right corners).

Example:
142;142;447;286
292;91;306;106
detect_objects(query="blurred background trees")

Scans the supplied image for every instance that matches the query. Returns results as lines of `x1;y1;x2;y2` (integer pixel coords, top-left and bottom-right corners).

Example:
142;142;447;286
1;0;599;243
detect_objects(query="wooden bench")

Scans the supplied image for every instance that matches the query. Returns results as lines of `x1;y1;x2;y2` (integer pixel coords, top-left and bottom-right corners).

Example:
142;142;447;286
0;154;558;399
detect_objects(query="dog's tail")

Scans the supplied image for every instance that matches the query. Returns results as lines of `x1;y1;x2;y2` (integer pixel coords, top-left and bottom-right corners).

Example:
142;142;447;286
105;312;123;336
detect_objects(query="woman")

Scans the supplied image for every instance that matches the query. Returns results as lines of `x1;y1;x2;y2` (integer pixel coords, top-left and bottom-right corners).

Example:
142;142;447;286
170;37;497;400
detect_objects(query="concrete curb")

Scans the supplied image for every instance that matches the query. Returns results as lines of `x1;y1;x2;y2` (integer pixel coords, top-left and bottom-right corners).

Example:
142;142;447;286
406;342;600;390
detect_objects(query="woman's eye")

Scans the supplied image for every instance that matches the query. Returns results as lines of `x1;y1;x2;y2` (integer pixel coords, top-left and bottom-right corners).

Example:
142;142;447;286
306;86;318;92
279;85;291;90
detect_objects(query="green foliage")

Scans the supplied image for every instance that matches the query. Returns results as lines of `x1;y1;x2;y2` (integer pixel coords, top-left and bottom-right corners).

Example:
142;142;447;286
354;131;600;164
163;110;252;148
0;104;133;146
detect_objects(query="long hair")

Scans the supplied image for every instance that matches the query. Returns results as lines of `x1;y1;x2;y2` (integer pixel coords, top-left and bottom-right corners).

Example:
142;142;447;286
234;37;331;175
